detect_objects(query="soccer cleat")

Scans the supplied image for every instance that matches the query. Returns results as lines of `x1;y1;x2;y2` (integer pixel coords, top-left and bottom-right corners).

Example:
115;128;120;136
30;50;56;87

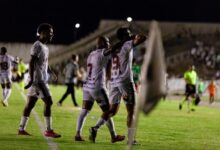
44;130;61;138
89;127;97;143
179;104;182;110
1;100;8;107
75;136;85;141
111;135;125;143
18;130;31;136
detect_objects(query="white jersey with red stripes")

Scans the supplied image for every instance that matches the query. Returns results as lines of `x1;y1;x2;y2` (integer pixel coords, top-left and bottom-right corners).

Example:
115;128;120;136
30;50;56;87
83;48;110;90
110;40;134;87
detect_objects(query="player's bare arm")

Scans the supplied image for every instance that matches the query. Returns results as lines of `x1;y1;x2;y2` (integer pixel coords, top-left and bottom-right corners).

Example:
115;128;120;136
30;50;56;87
24;55;37;89
48;65;58;82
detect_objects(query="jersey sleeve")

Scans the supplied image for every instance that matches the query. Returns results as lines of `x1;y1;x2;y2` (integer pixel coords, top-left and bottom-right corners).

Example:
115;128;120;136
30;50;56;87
123;40;133;53
30;42;41;58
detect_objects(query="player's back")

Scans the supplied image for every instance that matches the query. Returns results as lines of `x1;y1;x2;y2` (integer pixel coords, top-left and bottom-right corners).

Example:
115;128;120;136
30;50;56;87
0;54;13;74
110;40;134;86
84;49;109;90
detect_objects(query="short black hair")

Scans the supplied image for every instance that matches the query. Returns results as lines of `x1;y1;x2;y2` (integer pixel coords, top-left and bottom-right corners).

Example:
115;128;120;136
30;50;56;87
72;54;78;61
1;47;7;54
37;23;53;36
116;27;129;40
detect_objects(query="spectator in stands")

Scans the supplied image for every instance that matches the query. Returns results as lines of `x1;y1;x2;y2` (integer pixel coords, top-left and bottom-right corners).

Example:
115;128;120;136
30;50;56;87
57;54;81;107
179;65;198;112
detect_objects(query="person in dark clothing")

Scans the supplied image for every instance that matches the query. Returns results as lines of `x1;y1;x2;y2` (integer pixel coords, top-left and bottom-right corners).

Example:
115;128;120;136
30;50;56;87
57;54;81;107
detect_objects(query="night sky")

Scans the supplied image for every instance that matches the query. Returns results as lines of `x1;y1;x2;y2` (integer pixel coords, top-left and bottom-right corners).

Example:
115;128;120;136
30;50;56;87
1;0;220;44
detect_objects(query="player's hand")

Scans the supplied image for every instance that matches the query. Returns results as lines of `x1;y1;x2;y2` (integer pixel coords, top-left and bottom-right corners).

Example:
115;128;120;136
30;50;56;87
24;80;33;89
52;73;58;82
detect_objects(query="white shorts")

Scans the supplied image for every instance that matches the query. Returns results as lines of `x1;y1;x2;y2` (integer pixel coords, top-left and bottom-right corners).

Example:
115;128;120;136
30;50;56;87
28;83;51;99
83;88;109;106
0;73;11;84
109;82;135;105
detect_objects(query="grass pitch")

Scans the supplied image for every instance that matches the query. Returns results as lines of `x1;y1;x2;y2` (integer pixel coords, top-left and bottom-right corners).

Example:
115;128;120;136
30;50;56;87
0;84;220;150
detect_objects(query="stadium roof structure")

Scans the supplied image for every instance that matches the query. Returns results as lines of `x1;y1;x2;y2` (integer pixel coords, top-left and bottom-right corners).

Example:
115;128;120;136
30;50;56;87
49;20;220;66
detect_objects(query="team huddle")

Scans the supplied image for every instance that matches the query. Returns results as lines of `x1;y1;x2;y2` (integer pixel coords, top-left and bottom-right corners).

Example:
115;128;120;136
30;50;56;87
0;23;146;144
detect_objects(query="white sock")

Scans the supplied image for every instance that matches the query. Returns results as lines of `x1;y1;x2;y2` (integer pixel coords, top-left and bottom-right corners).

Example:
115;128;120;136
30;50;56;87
4;89;11;102
94;118;105;130
45;117;52;131
2;89;6;100
128;128;135;143
76;109;89;136
19;116;29;131
106;118;116;138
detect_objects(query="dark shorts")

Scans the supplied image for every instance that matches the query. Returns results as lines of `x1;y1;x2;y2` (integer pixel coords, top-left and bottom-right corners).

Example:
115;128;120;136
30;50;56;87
185;84;196;97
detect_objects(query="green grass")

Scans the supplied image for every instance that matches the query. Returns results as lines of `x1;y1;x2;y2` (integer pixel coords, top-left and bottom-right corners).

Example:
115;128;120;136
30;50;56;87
0;84;220;150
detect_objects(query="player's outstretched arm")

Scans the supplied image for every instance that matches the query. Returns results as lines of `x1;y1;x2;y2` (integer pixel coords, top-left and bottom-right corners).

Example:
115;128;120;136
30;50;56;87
103;41;124;56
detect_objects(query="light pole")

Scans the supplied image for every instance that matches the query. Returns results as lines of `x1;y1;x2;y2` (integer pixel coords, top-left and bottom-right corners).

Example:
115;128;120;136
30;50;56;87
74;23;80;42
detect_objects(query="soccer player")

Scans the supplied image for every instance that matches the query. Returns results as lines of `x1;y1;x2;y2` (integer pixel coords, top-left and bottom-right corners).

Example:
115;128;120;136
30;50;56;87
17;23;61;138
92;28;146;145
179;65;198;112
57;54;81;107
75;36;125;143
207;79;217;104
0;47;14;107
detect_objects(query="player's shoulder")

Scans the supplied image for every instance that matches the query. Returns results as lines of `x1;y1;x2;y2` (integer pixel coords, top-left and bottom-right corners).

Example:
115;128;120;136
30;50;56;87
123;40;133;46
32;40;43;50
5;54;14;60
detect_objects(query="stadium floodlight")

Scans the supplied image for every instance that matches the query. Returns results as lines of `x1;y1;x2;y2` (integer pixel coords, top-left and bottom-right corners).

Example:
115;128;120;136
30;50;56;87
75;23;80;29
127;17;133;22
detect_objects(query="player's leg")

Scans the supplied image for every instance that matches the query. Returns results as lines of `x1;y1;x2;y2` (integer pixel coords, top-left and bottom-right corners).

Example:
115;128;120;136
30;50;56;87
210;95;214;103
123;83;138;145
179;84;190;110
209;94;212;104
1;83;7;106
57;83;70;106
75;90;94;141
18;96;38;135
38;82;61;138
89;89;125;143
3;82;12;105
69;83;78;106
42;95;61;138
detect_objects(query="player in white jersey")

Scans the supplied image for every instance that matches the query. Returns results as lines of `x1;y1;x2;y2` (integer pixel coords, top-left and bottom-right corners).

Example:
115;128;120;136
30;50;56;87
75;36;125;143
17;23;61;138
108;28;146;144
0;47;14;107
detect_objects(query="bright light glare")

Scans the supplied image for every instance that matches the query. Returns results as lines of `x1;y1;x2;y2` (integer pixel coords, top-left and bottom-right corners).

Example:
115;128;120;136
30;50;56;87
75;23;80;28
127;17;133;22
